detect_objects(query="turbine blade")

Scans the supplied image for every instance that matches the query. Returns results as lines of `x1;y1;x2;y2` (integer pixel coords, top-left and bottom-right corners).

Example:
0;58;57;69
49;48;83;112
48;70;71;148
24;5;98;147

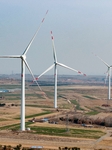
57;62;86;76
0;55;20;58
23;59;36;81
37;64;55;79
92;52;110;67
23;10;49;55
50;31;57;62
23;58;42;91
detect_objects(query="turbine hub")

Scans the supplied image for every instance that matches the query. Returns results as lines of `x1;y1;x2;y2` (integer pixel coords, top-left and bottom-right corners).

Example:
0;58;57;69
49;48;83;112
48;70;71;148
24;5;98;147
21;55;26;60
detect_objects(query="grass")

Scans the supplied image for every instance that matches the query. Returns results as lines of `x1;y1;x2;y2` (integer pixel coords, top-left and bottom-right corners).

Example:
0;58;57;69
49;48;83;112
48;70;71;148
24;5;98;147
6;97;20;100
83;95;96;100
0;123;20;130
0;121;33;130
3;92;51;100
15;111;52;119
86;111;99;115
25;104;53;108
3;93;42;97
2;93;46;100
25;111;52;119
0;85;21;89
70;100;84;110
85;106;100;115
4;93;20;96
1;123;104;139
29;126;105;139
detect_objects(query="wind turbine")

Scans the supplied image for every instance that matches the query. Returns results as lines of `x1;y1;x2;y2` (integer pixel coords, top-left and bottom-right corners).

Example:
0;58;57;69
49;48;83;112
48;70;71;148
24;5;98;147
36;31;86;108
94;53;112;100
0;10;48;131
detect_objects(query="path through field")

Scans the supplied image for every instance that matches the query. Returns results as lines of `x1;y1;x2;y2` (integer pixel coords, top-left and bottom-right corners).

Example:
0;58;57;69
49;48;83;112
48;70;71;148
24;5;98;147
0;128;112;149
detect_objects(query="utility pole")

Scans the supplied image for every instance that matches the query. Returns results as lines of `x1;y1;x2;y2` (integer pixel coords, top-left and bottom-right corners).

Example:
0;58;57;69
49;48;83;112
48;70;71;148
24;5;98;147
66;114;69;132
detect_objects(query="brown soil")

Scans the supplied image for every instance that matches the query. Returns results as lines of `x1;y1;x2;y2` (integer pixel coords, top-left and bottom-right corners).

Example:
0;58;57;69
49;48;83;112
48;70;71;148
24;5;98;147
0;84;112;149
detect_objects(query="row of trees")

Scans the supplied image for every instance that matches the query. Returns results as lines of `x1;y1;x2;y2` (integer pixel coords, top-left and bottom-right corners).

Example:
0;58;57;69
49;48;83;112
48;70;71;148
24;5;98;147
60;115;112;127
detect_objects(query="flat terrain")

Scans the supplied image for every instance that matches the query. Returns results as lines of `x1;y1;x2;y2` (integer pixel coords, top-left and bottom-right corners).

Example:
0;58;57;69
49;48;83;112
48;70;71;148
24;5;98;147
0;78;112;149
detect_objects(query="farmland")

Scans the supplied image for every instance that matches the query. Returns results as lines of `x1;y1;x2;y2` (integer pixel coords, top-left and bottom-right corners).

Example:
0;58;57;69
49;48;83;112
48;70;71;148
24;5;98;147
0;75;112;149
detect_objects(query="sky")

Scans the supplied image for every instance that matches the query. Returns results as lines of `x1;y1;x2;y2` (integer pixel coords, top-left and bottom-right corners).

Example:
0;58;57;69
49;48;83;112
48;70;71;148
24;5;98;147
0;0;112;76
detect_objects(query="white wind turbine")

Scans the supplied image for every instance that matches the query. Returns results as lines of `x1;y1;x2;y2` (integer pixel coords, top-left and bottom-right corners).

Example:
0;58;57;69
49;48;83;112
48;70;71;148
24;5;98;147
94;53;112;100
0;10;48;131
36;31;86;108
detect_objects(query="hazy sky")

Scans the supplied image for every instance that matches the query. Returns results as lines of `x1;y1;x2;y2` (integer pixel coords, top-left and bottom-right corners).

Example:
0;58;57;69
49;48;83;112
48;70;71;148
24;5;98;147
0;0;112;76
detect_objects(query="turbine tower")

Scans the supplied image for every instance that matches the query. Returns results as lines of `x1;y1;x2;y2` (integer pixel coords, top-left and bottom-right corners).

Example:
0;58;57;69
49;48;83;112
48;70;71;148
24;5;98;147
94;53;112;100
0;10;48;131
36;31;86;108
